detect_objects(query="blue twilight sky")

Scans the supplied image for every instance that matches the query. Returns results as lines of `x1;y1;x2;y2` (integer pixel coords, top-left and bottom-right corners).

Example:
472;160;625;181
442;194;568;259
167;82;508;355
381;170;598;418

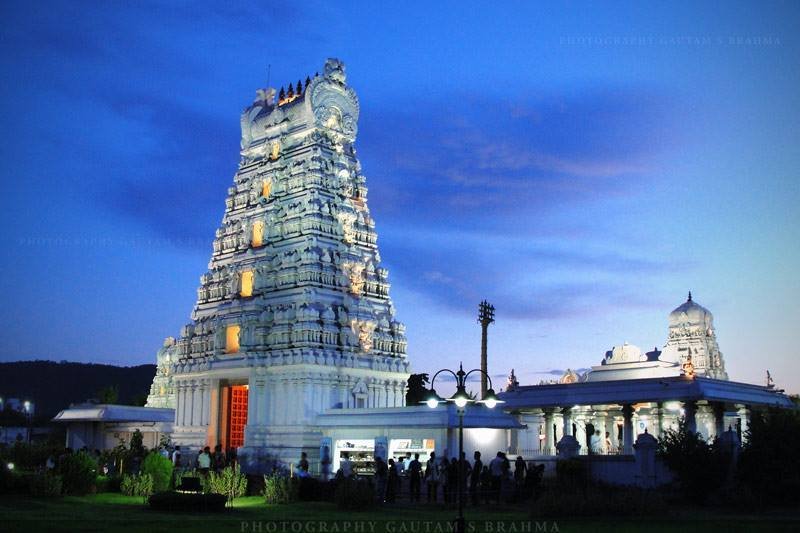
0;1;798;394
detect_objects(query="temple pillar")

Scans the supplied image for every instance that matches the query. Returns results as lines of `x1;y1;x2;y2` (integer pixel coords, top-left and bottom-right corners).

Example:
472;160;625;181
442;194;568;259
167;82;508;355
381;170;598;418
622;404;634;454
201;379;210;426
684;400;698;434
594;411;608;454
543;409;555;455
191;382;201;426
713;403;726;439
562;407;572;437
736;404;750;444
206;379;220;446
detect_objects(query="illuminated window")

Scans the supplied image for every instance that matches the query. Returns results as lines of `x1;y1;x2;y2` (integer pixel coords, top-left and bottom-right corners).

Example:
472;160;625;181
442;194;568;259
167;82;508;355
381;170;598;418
251;220;264;247
225;325;240;354
261;178;271;198
240;271;254;297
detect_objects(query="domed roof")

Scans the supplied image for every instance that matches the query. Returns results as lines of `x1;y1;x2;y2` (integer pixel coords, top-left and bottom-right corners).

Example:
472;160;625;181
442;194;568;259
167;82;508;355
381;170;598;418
669;292;713;328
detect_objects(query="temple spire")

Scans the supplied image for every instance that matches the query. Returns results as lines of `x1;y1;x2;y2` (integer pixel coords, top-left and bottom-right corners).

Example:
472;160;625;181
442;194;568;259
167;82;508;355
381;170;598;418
688;291;692;302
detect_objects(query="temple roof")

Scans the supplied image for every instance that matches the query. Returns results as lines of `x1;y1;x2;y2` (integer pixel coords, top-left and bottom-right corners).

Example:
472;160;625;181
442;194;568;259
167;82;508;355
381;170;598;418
52;404;174;423
498;375;794;409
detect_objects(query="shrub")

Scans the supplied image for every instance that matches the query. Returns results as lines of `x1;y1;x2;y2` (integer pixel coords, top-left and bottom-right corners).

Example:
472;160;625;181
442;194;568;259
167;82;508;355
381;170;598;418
333;477;374;510
555;458;588;492
263;473;298;504
58;452;97;495
148;491;227;513
121;472;154;501
141;452;174;492
95;474;121;493
207;464;247;507
28;473;63;497
658;417;728;502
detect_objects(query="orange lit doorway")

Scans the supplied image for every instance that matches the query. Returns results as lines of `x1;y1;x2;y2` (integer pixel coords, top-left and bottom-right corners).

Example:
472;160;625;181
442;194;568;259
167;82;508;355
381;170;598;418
223;385;248;450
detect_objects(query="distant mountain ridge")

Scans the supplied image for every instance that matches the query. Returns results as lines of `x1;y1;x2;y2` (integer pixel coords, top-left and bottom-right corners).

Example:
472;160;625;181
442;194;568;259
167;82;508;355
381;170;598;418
0;360;156;420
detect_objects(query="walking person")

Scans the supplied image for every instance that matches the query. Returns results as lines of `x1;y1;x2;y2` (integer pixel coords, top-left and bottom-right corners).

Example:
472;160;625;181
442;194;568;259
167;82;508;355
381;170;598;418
197;446;212;476
470;451;483;505
408;453;422;502
425;452;440;502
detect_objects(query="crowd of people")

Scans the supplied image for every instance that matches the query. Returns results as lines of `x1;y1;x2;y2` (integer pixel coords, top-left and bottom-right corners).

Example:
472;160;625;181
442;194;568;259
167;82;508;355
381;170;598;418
335;450;542;505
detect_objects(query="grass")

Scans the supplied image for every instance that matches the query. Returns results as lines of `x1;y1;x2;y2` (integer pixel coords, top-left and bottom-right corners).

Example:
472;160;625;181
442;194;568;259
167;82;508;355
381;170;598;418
0;493;798;533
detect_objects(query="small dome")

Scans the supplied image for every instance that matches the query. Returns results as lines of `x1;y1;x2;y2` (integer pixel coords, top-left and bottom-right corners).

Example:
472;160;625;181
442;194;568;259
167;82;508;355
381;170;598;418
604;342;646;364
669;292;713;329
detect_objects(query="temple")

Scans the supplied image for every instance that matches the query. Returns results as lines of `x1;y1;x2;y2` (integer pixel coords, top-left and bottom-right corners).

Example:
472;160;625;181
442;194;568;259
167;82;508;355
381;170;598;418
502;294;792;463
144;58;410;471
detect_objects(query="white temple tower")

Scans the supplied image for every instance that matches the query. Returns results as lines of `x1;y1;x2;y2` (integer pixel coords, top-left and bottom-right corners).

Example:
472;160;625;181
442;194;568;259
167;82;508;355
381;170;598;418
661;292;728;380
145;58;411;471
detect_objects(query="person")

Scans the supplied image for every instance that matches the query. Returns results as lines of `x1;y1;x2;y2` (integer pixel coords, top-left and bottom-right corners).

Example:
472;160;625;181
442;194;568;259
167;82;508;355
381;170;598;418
440;457;451;503
514;456;527;500
590;430;601;454
374;456;388;503
480;465;492;504
470;451;483;505
212;444;226;472
489;452;504;503
198;446;211;475
446;457;458;504
339;452;353;478
408;453;422;502
605;431;613;454
459;451;472;493
386;458;399;503
425;452;440;503
298;451;310;477
159;446;170;459
171;446;182;469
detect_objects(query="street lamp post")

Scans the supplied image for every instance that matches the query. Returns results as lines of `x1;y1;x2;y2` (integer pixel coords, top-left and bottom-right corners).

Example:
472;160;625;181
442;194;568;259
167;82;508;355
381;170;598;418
422;363;504;533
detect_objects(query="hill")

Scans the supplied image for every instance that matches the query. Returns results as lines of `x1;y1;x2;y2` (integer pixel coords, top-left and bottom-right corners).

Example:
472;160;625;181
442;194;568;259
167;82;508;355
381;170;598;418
0;360;156;421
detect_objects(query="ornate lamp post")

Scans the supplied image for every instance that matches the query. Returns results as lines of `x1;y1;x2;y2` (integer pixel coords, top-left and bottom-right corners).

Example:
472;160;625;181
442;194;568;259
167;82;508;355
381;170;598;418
478;301;495;398
422;363;503;533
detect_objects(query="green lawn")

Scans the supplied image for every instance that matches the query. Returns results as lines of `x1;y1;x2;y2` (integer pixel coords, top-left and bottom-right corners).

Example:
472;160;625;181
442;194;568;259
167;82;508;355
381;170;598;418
1;493;798;533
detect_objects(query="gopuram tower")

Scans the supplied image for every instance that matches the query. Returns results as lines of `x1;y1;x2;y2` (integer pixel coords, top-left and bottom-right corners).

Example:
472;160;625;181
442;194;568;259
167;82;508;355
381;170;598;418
146;59;410;471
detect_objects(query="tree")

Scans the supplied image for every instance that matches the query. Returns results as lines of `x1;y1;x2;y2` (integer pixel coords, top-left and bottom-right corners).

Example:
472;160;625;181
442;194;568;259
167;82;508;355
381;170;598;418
96;385;118;404
405;373;430;406
658;417;728;502
738;407;800;505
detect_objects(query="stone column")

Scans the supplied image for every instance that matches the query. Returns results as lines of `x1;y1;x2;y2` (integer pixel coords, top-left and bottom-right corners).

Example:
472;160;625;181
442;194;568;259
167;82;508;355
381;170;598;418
684;401;698;434
736;404;750;444
191;382;201;426
206;379;220;446
594;411;608;454
562;407;572;437
201;379;211;426
654;403;665;440
622;404;634;454
713;403;726;439
544;409;554;455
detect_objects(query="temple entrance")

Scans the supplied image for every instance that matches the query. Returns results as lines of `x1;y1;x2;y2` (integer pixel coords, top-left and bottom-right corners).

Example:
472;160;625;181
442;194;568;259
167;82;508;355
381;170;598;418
222;385;248;450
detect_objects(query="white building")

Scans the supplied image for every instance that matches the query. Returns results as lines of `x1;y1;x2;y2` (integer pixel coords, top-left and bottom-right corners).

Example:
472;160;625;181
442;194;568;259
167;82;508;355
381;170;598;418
143;58;410;472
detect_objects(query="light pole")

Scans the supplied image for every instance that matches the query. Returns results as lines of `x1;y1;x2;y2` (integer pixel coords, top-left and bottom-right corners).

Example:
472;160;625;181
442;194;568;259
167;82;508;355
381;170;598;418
23;401;32;444
422;363;504;533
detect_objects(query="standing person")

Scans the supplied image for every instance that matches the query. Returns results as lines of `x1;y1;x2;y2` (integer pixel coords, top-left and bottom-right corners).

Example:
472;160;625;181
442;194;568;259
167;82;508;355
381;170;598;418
298;452;310;477
386;458;399;503
425;452;440;502
408;453;422;502
470;451;483;505
339;452;353;478
590;430;601;454
198;447;211;476
212;444;226;472
446;457;458;505
171;446;182;469
440;458;451;504
489;452;504;503
604;431;613;454
514;456;527;501
374;456;388;503
459;451;472;495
